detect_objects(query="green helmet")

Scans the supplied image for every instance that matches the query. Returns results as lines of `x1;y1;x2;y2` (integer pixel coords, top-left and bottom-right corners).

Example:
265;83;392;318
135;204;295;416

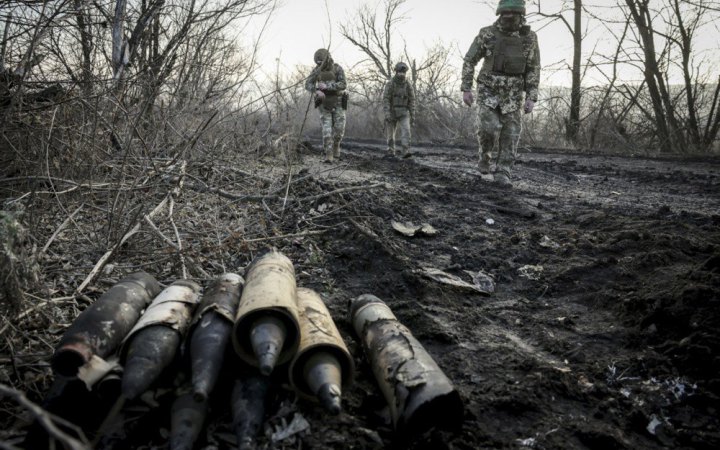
313;48;330;65
496;0;526;15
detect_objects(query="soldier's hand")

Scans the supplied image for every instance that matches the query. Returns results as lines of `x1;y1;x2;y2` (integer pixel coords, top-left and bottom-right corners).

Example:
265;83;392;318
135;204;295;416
317;82;328;91
315;90;325;100
524;99;535;114
463;91;474;107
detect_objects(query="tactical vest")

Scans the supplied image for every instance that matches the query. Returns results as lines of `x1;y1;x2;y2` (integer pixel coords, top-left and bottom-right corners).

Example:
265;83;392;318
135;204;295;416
481;28;527;76
390;80;410;108
318;66;339;110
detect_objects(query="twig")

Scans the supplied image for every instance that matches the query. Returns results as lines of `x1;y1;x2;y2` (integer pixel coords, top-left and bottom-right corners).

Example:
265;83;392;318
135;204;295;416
223;229;326;245
41;204;83;254
75;195;170;294
143;216;179;250
168;195;187;279
0;384;91;450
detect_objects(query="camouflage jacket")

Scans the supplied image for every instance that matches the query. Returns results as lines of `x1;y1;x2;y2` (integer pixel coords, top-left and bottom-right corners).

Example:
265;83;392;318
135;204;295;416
305;62;347;93
461;22;540;114
382;76;415;119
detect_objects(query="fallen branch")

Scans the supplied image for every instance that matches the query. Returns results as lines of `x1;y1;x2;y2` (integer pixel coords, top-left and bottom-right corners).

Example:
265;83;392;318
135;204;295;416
0;383;90;450
75;162;188;294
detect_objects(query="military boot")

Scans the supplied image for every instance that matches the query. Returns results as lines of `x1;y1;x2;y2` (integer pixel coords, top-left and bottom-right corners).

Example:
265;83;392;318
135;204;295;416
493;171;512;187
478;160;491;174
324;145;334;163
332;141;341;158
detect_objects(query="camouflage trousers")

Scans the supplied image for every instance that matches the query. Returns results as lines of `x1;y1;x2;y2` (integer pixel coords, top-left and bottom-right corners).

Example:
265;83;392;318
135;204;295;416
320;107;346;160
385;115;411;154
476;104;522;176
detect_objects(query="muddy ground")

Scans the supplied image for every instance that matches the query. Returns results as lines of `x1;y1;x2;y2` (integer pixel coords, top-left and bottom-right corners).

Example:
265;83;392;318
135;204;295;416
2;139;720;449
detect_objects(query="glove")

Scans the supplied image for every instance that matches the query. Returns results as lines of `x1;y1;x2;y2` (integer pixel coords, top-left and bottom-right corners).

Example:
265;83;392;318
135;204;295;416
315;90;325;100
463;91;474;107
317;82;328;90
524;99;535;114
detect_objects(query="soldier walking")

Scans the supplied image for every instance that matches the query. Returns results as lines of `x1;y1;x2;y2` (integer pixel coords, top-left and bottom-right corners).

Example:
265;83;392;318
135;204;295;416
305;48;348;163
461;0;540;187
383;62;415;158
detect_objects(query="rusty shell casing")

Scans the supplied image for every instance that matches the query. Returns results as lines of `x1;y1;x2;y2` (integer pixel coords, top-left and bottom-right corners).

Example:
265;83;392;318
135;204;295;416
188;273;244;402
52;271;161;377
232;251;300;370
232;374;271;450
120;280;201;399
170;390;208;450
289;288;354;409
349;294;463;433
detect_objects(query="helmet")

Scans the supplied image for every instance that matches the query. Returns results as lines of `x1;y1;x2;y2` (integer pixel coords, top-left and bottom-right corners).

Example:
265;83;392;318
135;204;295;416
314;48;330;65
394;62;409;73
496;0;526;15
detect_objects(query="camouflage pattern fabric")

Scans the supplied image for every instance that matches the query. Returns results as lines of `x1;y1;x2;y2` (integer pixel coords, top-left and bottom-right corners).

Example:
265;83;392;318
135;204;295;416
461;23;540;114
305;62;347;95
382;76;415;120
477;104;521;176
385;115;412;155
320;108;346;161
306;59;348;161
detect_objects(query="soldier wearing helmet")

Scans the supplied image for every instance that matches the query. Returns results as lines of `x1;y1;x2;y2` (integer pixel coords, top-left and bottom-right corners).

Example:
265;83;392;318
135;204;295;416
461;0;540;187
382;62;415;158
305;48;348;163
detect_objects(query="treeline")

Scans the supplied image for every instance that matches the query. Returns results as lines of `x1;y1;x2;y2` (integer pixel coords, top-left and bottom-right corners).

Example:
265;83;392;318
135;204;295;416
1;0;720;185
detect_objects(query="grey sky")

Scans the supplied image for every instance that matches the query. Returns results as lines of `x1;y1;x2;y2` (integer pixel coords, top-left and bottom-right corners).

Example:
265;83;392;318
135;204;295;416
249;0;720;87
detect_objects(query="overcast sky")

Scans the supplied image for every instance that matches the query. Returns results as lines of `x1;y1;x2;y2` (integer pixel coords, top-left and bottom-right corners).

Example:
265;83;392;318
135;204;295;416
248;0;720;88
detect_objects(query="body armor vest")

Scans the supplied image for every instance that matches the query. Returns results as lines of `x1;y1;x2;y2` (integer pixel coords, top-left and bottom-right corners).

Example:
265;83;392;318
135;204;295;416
391;80;410;108
481;29;527;76
318;67;338;110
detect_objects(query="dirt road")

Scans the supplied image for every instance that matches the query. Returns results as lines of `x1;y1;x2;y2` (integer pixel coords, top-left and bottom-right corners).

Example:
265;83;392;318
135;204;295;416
288;141;720;449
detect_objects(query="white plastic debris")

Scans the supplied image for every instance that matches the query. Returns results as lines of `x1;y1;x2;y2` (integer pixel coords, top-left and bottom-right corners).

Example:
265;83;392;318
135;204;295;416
391;220;438;237
271;413;310;442
517;437;536;447
646;415;662;435
416;267;494;294
485;218;495;225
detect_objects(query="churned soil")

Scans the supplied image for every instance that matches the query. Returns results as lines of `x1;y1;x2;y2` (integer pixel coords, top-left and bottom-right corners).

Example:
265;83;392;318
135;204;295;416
4;140;719;449
289;141;720;449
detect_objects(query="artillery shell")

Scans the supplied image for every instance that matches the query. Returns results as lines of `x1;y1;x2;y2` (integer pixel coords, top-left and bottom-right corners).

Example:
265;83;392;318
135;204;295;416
233;250;300;374
289;288;353;415
52;271;161;377
121;325;181;400
188;273;244;402
120;280;201;400
170;390;208;450
349;294;463;434
232;374;271;450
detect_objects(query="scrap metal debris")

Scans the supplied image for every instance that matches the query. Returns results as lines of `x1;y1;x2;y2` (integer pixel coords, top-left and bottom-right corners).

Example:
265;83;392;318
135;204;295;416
391;220;438;237
416;267;495;294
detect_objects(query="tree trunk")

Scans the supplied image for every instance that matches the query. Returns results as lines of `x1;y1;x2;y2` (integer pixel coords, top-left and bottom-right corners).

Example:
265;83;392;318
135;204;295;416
566;0;582;145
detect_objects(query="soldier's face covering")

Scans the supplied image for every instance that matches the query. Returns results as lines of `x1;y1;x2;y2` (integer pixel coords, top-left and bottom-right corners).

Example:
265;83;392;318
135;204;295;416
499;12;522;32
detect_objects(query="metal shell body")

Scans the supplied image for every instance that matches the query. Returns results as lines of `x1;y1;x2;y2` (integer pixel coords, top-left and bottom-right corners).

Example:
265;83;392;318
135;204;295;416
120;280;201;399
349;294;463;433
232;374;271;450
232;251;300;368
187;273;244;401
170;390;208;450
52;271;161;377
289;288;354;400
121;279;202;359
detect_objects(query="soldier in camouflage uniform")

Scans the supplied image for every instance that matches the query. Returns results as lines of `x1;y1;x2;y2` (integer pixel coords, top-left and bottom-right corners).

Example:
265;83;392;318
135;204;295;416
461;0;540;187
305;48;348;163
383;62;415;158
